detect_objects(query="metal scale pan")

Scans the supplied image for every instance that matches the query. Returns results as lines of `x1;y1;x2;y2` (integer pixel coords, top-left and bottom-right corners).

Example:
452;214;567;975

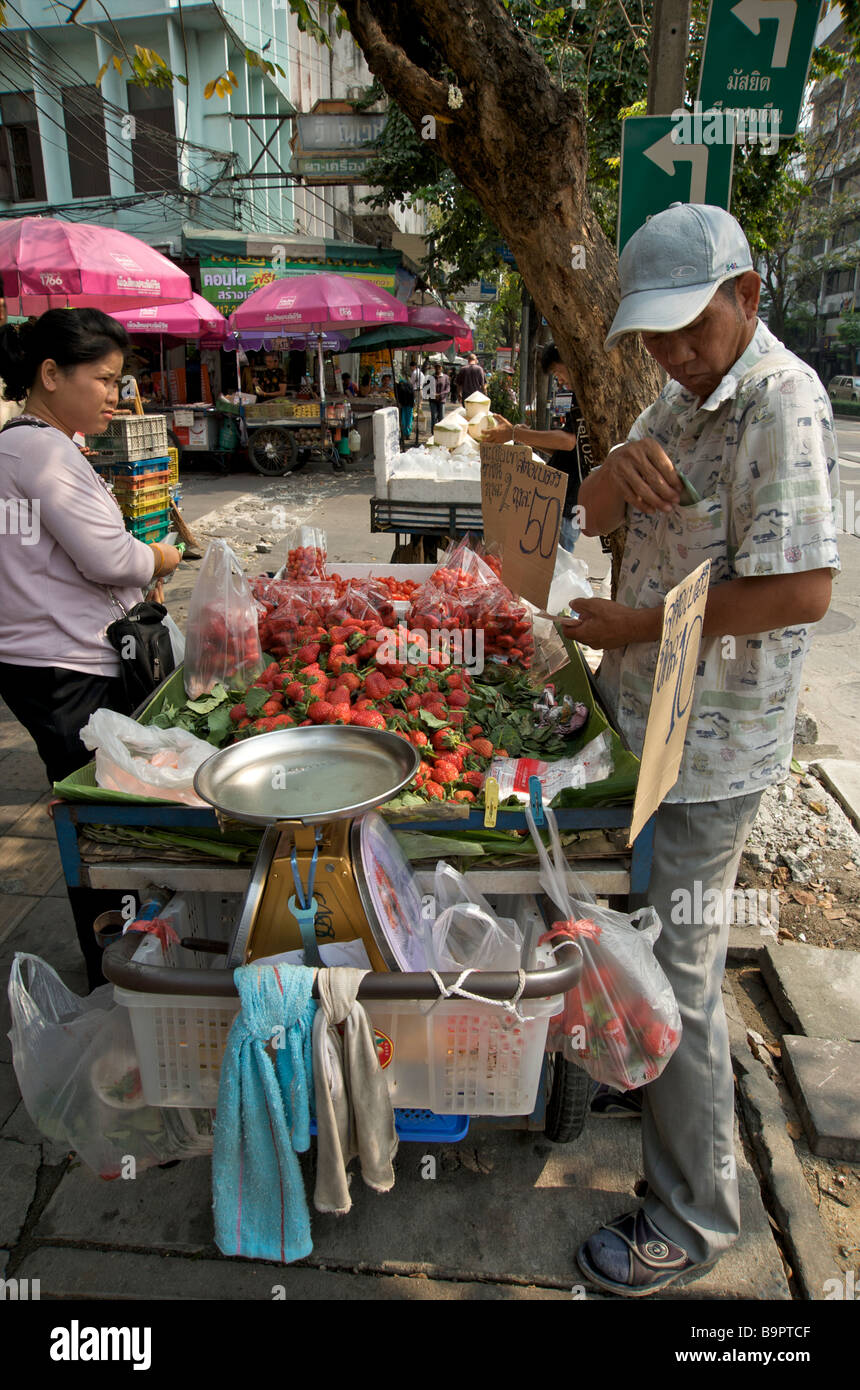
193;727;420;969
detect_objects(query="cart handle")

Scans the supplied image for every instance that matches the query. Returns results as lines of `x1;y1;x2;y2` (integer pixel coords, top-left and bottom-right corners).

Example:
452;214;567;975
102;931;582;1001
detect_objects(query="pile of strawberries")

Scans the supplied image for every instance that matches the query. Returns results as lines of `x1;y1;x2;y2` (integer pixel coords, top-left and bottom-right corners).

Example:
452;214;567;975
410;563;535;667
227;618;506;803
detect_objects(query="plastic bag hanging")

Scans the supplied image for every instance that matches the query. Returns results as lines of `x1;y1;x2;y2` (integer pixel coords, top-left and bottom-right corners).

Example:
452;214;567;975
184;539;265;698
524;805;682;1089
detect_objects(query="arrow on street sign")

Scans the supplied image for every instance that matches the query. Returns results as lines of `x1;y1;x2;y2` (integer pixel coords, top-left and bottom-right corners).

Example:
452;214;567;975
731;0;797;68
644;132;710;203
698;0;821;139
617;116;735;254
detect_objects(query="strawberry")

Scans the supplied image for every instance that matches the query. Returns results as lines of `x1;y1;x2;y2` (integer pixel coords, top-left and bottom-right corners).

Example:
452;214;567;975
237;717;252;729
424;781;445;801
433;759;460;785
262;697;283;716
229;703;247;724
470;738;494;759
409;730;429;748
307;680;328;701
338;672;361;693
308;700;334;724
329;686;351;706
452;790;475;803
387;677;408;692
353;697;375;710
329;705;352;725
447;690;470;708
284;681;306;703
296;643;321;664
468;725;484;739
462;769;483;790
432;728;460;752
404;693;421;712
299;663;323;678
351;709;386;730
271;713;295;729
447;710;465;728
355;639;380;660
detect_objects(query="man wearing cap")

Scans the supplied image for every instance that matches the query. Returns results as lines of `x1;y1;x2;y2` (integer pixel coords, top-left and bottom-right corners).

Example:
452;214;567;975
564;204;839;1296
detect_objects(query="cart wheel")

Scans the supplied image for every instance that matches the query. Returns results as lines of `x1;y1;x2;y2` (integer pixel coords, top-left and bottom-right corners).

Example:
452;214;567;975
249;428;299;477
544;1052;590;1143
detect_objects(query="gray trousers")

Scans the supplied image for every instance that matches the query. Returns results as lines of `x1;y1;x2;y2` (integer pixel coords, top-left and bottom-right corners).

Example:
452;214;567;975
628;791;763;1264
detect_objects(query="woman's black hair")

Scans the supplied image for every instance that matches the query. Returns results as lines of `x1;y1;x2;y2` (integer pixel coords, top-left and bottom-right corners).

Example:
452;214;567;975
540;341;562;374
0;307;129;402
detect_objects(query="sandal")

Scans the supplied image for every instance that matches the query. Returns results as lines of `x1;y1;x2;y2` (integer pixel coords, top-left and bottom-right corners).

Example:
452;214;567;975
576;1209;713;1297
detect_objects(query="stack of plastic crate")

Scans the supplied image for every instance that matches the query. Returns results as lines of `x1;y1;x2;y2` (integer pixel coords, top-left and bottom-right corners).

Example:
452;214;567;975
88;416;171;542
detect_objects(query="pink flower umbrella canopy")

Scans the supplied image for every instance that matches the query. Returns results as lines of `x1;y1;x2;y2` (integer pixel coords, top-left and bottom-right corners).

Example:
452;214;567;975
407;304;471;338
0;216;192;315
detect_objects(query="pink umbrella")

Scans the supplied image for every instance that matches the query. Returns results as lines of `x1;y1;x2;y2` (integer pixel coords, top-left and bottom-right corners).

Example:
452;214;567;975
0;216;191;315
411;330;475;355
110;294;226;404
231;274;408;463
111;293;226;340
407;304;471;338
230;272;408;333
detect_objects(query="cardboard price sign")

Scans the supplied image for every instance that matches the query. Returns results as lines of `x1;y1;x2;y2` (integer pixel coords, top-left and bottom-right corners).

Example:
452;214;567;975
480;444;565;608
628;559;711;846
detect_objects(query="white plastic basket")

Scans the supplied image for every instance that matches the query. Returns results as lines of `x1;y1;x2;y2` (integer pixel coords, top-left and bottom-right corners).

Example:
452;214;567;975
115;892;561;1114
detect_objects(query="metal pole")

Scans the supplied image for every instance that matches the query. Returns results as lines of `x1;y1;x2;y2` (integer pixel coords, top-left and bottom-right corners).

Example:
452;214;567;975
519;287;530;422
646;0;691;115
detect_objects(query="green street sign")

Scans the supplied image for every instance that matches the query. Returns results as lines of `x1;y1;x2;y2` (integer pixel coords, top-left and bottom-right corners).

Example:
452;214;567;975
617;116;736;253
698;0;822;138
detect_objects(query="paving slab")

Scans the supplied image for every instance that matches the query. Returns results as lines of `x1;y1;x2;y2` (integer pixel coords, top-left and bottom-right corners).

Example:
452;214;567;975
0;1061;21;1129
781;1036;860;1162
812;758;860;828
0;1137;40;1247
761;942;860;1041
2;1099;73;1167
0;894;39;949
0;750;51;792
32;1123;786;1296
5;794;59;841
0;836;64;897
35;1155;216;1254
14;1247;572;1300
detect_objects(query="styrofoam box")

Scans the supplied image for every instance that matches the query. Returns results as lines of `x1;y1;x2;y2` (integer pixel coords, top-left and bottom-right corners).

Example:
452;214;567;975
385;475;483;504
116;891;561;1114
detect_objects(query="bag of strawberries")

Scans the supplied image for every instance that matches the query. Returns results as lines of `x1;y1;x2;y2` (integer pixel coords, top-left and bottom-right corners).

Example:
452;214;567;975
184;540;266;698
525;804;681;1089
279;525;327;581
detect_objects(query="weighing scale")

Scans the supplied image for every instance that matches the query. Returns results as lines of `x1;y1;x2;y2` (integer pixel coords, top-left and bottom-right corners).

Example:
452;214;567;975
193;727;422;972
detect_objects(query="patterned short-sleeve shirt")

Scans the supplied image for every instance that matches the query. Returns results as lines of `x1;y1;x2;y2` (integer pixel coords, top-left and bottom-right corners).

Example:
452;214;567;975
598;321;840;804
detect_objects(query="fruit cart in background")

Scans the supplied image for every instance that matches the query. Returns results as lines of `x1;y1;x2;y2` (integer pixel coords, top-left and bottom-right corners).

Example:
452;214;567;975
162;404;238;477
244;399;353;477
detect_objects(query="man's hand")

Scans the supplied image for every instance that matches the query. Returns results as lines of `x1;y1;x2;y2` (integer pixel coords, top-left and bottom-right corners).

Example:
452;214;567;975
484;415;513;444
559;597;659;650
605;439;683;514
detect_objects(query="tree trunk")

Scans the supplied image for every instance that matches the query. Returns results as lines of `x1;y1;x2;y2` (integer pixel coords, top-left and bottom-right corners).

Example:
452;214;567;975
338;0;662;470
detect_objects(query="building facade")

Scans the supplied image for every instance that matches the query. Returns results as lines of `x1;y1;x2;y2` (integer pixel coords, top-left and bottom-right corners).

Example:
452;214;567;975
0;0;425;269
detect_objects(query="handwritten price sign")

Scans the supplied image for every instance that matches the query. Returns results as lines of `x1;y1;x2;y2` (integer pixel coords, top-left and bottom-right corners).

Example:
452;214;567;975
628;559;711;845
480;443;565;607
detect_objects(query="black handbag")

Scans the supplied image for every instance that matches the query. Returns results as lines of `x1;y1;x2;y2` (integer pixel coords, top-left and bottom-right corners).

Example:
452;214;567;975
106;594;176;709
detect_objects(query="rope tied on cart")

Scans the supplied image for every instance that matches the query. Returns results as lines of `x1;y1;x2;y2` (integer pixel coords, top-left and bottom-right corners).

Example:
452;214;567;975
424;967;531;1022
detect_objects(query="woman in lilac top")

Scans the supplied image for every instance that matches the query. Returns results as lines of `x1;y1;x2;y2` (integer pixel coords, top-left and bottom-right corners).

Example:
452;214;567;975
0;308;182;984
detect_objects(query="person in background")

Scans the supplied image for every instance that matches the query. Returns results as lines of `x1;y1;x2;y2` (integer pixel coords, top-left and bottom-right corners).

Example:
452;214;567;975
358;371;373;398
430;364;450;427
0;309;183;989
456;352;486;401
426;364;439;428
252;351;287;400
485;342;593;551
341;371;358;397
379;372;395;398
395;371;414;442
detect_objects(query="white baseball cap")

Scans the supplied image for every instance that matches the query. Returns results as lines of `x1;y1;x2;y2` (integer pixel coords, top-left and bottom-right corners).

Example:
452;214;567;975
605;204;755;351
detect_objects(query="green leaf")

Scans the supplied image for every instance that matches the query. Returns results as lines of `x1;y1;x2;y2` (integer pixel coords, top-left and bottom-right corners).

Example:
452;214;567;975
207;706;233;745
244;686;269;717
418;709;448;729
186;684;227;714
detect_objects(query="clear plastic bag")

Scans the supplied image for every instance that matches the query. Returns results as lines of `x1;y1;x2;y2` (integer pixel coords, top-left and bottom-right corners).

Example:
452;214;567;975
7;954;212;1178
79;709;213;805
425;862;523;972
524;805;681;1089
184;540;265;698
282;525;327;580
547;550;593;615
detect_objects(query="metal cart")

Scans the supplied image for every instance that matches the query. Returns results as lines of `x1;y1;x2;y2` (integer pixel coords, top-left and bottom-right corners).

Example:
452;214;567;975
246;402;352;477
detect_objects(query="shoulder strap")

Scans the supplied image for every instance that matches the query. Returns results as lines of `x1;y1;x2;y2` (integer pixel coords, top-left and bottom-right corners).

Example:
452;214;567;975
1;416;49;432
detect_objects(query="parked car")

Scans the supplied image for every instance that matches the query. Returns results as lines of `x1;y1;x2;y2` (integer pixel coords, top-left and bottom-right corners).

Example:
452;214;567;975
828;375;860;403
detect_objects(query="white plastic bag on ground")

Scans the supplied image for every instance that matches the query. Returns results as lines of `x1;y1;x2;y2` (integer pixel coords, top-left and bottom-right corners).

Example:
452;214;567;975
7;954;212;1177
80;709;212;805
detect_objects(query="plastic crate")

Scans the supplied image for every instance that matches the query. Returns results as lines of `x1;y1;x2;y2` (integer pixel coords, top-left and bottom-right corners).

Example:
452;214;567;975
118;486;170;520
93;455;170;482
125;508;170;542
310;1110;469;1143
87;415;169;461
114;893;561;1115
167;448;179;487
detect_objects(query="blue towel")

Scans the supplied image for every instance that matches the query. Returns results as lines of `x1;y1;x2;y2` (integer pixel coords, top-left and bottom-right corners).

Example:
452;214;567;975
212;961;317;1262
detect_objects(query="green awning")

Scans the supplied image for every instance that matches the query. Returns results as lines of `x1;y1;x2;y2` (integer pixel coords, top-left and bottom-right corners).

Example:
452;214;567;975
348;325;441;351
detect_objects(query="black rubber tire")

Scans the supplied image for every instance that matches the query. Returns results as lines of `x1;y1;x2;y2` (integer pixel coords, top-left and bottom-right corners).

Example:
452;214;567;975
544;1053;591;1143
249;428;299;476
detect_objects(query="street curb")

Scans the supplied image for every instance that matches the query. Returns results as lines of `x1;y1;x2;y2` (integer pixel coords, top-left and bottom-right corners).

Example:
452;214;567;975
724;982;837;1301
